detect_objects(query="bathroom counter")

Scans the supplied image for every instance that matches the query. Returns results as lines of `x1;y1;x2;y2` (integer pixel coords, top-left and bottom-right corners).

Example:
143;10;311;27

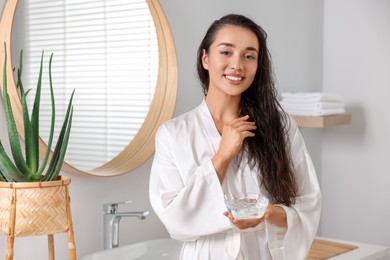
81;237;388;260
314;237;389;260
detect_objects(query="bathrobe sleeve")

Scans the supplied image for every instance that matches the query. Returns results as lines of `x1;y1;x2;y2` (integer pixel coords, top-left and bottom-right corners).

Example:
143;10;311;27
149;122;231;241
266;119;322;259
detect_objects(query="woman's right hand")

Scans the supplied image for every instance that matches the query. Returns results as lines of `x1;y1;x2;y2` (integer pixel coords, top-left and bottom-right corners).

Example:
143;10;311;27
218;115;256;161
212;115;256;182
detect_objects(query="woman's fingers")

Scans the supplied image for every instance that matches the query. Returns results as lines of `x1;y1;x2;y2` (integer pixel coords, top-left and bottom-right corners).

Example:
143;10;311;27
229;116;256;132
223;211;263;229
215;115;257;163
229;116;256;138
230;115;253;126
223;211;234;221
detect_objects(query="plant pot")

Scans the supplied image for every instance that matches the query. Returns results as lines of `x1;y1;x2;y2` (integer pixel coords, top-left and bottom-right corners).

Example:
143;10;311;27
0;176;76;260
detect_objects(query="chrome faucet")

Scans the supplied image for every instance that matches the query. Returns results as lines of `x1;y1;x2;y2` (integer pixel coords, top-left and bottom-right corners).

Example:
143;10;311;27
103;201;150;250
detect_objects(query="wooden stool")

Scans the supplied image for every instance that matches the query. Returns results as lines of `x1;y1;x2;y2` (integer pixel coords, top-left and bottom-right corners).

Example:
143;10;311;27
0;176;76;260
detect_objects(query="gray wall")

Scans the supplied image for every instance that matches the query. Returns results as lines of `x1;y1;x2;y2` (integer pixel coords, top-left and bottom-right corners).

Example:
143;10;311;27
3;0;388;259
321;0;390;257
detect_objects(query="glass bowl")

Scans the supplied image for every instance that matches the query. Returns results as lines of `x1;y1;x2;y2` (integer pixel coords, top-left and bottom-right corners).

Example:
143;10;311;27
224;193;269;219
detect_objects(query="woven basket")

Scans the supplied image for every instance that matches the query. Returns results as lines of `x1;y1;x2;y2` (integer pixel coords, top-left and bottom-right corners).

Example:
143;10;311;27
0;176;70;237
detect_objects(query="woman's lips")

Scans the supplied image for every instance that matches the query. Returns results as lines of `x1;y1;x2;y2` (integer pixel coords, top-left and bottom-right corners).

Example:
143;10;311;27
225;75;244;82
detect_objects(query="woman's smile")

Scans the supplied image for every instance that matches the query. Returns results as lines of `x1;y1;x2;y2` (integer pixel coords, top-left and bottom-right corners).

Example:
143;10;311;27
225;75;244;81
224;74;244;83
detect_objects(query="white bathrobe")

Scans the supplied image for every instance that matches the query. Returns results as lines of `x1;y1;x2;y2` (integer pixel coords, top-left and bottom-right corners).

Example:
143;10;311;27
149;100;321;260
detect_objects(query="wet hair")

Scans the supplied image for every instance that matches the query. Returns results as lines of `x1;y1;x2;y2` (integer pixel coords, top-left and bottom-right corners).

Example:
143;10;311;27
196;14;298;206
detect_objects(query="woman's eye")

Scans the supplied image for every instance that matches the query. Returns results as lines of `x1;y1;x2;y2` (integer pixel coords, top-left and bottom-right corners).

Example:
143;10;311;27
245;54;257;60
220;51;231;56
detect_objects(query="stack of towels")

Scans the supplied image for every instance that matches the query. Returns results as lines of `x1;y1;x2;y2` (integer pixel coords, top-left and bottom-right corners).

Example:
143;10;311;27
280;92;345;116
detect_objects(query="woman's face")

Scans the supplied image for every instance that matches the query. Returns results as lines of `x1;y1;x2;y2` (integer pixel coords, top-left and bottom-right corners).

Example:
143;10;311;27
202;25;259;98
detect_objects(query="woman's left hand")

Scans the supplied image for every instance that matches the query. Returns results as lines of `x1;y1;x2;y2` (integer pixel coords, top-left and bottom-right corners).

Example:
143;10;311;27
223;210;269;229
224;204;287;229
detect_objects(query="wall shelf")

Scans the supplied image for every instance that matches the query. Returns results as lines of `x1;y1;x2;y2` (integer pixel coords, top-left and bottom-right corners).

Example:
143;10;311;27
292;114;351;128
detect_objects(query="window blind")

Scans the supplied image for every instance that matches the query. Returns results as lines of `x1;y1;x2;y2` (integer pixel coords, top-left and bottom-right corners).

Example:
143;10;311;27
15;0;159;171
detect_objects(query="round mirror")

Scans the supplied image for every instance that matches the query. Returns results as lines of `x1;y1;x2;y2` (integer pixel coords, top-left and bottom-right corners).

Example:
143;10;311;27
0;0;178;176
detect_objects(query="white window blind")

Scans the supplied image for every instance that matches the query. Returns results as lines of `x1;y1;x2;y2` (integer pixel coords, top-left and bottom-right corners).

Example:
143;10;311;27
15;0;159;171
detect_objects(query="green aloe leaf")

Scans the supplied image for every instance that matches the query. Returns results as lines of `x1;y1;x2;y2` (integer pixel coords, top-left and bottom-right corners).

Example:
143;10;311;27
46;107;73;181
0;141;29;182
38;53;55;175
2;43;32;177
0;171;6;182
44;90;74;181
30;51;44;173
17;50;38;174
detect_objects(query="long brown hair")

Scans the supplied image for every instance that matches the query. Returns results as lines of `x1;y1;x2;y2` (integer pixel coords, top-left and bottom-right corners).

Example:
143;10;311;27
197;14;298;206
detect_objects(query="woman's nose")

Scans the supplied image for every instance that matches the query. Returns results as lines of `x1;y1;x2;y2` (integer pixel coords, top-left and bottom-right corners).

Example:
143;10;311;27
230;56;243;70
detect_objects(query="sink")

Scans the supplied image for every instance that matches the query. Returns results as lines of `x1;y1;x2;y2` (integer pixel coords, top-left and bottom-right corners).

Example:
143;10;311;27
81;238;183;260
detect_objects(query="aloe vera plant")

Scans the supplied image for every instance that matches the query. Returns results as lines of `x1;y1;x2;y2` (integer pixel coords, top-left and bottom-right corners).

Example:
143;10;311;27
0;43;74;182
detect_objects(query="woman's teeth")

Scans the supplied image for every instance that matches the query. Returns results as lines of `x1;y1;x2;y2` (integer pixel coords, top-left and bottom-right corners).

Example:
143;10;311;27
225;75;242;81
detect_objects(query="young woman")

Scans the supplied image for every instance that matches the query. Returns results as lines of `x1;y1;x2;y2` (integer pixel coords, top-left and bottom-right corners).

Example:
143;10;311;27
149;14;321;259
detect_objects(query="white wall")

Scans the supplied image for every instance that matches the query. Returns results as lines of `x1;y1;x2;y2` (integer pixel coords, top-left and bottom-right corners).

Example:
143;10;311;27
321;0;390;258
5;0;377;259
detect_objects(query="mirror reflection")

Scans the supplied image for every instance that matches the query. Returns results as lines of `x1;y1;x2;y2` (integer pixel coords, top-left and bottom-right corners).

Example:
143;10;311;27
12;0;159;171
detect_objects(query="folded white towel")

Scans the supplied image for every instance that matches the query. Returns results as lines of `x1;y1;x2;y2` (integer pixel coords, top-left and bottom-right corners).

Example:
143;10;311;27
280;101;345;110
283;108;346;116
281;92;344;103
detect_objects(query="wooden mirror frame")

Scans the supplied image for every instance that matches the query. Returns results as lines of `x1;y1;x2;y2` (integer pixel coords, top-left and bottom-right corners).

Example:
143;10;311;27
0;0;178;176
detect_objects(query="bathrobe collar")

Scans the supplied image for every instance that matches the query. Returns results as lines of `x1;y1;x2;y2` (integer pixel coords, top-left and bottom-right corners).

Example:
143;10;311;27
198;99;222;155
